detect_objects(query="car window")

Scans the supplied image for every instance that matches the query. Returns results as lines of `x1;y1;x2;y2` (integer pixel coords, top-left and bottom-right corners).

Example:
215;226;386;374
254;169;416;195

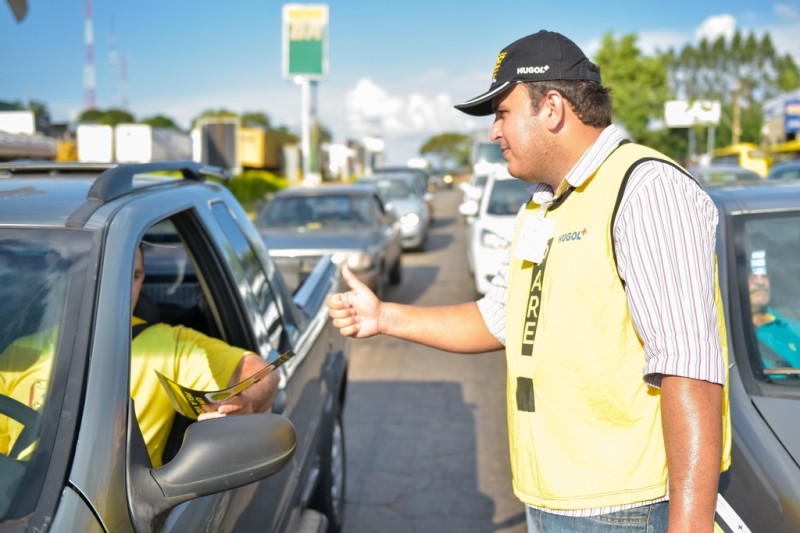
473;142;505;165
768;164;800;181
738;214;800;385
486;179;530;215
139;220;210;329
694;167;761;185
710;154;739;166
211;202;294;354
258;194;376;229
0;230;93;519
358;178;415;202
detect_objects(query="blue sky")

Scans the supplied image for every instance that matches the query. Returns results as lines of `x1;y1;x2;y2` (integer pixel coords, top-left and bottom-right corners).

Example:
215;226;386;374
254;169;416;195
2;0;800;164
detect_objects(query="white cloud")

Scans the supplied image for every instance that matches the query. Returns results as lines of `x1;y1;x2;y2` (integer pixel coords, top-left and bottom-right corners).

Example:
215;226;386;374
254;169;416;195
583;30;690;59
342;77;482;163
775;3;799;19
767;24;800;63
636;30;691;55
695;14;737;42
768;4;800;64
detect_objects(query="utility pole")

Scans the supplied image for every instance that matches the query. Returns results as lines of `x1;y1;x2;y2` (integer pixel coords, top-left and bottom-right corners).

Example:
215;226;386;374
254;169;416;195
732;84;741;145
84;0;96;110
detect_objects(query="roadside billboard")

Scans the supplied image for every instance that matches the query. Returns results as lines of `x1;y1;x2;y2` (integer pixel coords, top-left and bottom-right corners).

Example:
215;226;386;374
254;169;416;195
282;4;329;80
785;99;800;135
664;100;721;128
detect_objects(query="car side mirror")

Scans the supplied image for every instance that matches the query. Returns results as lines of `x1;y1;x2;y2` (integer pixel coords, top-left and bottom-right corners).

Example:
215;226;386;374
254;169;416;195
127;407;296;531
459;200;479;218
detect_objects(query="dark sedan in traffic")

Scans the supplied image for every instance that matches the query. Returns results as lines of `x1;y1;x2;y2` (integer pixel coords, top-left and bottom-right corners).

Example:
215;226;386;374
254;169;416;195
255;185;403;297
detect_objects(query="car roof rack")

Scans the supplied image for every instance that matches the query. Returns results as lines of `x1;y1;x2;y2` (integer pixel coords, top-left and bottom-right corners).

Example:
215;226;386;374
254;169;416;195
64;160;231;228
86;160;230;203
0;161;117;175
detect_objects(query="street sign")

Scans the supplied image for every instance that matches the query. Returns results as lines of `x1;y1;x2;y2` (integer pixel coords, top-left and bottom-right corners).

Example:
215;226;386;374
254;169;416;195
282;4;329;80
785;99;800;134
664;100;721;128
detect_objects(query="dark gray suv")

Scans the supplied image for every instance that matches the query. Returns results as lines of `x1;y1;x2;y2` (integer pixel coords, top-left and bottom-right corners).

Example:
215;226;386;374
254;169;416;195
0;161;348;532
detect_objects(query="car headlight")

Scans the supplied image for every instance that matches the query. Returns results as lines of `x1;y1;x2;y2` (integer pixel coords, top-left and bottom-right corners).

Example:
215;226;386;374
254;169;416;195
332;251;374;271
479;228;511;250
400;212;420;229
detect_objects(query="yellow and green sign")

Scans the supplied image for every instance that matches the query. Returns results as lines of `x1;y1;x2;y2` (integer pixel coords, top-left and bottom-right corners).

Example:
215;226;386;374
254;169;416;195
282;4;329;80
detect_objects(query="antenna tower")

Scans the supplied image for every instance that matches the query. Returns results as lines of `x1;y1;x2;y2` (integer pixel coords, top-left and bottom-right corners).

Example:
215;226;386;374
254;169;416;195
84;0;96;110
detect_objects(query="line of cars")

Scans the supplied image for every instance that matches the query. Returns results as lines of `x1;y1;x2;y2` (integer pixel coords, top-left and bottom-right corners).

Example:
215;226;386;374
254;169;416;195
687;159;800;187
255;168;435;300
458;156;800;531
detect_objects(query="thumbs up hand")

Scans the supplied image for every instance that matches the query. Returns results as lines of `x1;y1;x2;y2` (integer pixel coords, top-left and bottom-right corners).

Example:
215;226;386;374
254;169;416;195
326;265;382;338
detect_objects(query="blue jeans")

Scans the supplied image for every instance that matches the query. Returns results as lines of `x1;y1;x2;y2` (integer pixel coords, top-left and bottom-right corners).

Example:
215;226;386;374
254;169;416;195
526;502;668;533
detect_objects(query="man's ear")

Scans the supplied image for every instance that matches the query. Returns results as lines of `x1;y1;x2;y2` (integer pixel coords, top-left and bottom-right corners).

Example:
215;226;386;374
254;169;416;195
543;90;566;131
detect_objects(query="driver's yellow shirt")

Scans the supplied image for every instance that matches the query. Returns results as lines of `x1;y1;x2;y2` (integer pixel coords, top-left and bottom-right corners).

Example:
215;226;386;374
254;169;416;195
0;317;246;466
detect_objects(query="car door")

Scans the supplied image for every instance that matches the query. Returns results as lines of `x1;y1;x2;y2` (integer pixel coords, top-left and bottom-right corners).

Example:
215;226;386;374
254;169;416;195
200;200;331;532
127;205;296;532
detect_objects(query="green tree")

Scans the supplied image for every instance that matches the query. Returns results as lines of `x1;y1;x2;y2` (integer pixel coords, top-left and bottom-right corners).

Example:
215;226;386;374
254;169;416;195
241;111;271;130
419;132;472;166
141;114;181;130
663;30;800;146
77;108;135;126
271;125;299;144
191;109;238;129
594;33;670;148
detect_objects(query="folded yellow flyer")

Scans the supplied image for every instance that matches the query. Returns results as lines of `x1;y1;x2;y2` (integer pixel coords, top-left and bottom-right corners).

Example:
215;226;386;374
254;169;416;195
155;350;295;419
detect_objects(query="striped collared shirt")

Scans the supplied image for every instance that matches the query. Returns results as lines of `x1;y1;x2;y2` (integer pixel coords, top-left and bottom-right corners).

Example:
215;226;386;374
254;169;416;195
477;124;725;516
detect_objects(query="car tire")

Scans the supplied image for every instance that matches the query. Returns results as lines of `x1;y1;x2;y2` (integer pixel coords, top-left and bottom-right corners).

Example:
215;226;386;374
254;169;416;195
310;407;346;533
389;258;402;285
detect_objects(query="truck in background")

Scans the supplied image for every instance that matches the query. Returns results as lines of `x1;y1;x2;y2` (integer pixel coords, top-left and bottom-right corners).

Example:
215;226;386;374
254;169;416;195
115;124;191;163
77;124;115;163
240;127;282;170
192;118;241;174
0;110;58;161
77;124;192;164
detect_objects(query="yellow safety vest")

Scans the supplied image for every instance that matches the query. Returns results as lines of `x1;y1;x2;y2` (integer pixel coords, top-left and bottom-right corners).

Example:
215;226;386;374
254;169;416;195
505;142;731;509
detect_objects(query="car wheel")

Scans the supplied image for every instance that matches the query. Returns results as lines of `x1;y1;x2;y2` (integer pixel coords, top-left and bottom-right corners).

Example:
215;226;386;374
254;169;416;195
389;258;402;285
310;408;346;533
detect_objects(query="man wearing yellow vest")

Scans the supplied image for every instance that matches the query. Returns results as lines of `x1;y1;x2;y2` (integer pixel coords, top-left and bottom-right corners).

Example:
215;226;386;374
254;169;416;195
327;30;731;532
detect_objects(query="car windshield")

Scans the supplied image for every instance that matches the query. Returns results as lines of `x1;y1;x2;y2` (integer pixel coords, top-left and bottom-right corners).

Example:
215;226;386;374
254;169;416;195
473;142;505;165
257;194;376;229
0;229;93;519
486;179;530;215
358;178;416;202
693;166;761;185
767;163;800;180
738;214;800;386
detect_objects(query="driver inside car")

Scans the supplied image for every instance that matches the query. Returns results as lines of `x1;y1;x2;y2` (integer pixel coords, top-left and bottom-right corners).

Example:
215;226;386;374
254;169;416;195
748;248;800;374
0;243;280;466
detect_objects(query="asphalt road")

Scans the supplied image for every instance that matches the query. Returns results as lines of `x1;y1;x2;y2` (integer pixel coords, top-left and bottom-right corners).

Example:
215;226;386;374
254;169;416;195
341;188;527;533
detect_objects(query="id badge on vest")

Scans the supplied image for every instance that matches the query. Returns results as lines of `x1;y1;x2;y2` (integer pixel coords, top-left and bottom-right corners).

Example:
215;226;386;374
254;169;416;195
514;211;554;264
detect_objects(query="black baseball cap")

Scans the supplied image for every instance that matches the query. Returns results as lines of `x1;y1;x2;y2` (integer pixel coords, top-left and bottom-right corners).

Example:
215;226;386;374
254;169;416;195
455;30;602;117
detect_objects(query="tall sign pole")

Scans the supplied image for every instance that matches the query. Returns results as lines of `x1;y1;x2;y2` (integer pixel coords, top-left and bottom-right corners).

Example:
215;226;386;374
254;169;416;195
282;4;329;185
